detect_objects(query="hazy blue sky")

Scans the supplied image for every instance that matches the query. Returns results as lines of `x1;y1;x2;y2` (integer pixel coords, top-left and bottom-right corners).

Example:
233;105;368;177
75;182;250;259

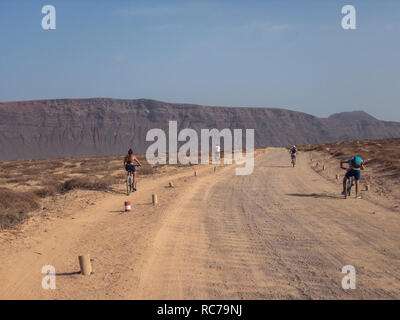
0;0;399;120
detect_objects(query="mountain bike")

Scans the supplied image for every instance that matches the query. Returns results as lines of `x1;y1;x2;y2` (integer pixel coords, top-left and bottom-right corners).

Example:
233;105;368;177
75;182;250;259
342;167;354;199
126;165;139;196
291;154;296;167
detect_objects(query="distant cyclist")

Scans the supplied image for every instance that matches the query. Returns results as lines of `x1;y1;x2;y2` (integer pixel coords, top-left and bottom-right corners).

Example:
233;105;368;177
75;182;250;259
215;144;221;163
289;145;297;166
123;148;142;191
340;156;365;199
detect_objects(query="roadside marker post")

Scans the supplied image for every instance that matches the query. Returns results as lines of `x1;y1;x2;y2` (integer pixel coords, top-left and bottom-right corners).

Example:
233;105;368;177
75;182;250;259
78;254;92;276
152;194;158;205
125;201;131;212
194;171;198;176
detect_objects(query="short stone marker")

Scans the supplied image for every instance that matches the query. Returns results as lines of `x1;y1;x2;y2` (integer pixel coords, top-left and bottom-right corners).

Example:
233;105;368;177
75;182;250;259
152;194;158;205
78;254;92;276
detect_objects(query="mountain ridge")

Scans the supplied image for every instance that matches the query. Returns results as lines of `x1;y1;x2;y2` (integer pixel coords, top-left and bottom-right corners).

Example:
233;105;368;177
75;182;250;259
1;98;399;160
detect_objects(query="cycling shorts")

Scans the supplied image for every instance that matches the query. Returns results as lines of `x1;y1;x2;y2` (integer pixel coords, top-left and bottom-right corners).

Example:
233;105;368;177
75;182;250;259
345;169;360;181
125;165;136;172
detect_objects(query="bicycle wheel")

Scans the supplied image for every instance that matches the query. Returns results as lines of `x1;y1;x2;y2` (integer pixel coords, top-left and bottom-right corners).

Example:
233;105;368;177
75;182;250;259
126;178;130;196
349;178;354;197
346;178;352;198
127;174;132;196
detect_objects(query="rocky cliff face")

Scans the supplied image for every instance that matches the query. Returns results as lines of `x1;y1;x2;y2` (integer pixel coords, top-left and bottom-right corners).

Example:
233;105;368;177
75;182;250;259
1;98;399;160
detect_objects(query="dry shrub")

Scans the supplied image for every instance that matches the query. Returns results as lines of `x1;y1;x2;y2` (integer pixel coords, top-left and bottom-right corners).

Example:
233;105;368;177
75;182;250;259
33;186;58;198
0;188;40;230
64;164;78;169
36;163;62;171
61;176;118;192
0;162;22;170
138;165;155;175
71;167;91;174
22;167;43;176
333;151;345;157
7;176;27;184
1;173;17;179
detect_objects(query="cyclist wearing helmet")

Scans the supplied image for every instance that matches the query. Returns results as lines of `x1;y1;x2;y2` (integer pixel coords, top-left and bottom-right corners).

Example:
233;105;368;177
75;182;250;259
340;156;365;199
123;148;142;191
289;145;297;164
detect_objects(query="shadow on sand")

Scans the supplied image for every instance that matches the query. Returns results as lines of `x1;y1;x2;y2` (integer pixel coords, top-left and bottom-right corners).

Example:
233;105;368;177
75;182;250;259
55;271;81;276
265;165;293;168
287;193;342;200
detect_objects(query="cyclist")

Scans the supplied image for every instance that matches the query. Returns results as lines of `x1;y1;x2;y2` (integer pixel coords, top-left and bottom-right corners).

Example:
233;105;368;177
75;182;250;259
340;156;365;199
289;145;297;166
123;148;142;191
215;144;221;163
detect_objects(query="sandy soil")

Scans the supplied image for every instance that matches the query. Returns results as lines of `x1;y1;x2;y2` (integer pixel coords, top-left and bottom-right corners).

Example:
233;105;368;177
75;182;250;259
0;148;400;300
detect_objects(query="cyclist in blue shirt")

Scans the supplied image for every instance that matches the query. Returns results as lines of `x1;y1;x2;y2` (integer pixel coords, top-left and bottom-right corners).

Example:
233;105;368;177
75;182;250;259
340;156;365;199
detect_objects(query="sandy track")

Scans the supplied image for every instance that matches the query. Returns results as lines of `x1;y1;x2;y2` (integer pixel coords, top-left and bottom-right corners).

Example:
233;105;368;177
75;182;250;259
1;149;400;299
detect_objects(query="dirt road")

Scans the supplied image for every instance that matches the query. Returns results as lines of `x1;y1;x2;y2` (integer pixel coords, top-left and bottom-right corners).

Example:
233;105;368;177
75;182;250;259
1;148;400;299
